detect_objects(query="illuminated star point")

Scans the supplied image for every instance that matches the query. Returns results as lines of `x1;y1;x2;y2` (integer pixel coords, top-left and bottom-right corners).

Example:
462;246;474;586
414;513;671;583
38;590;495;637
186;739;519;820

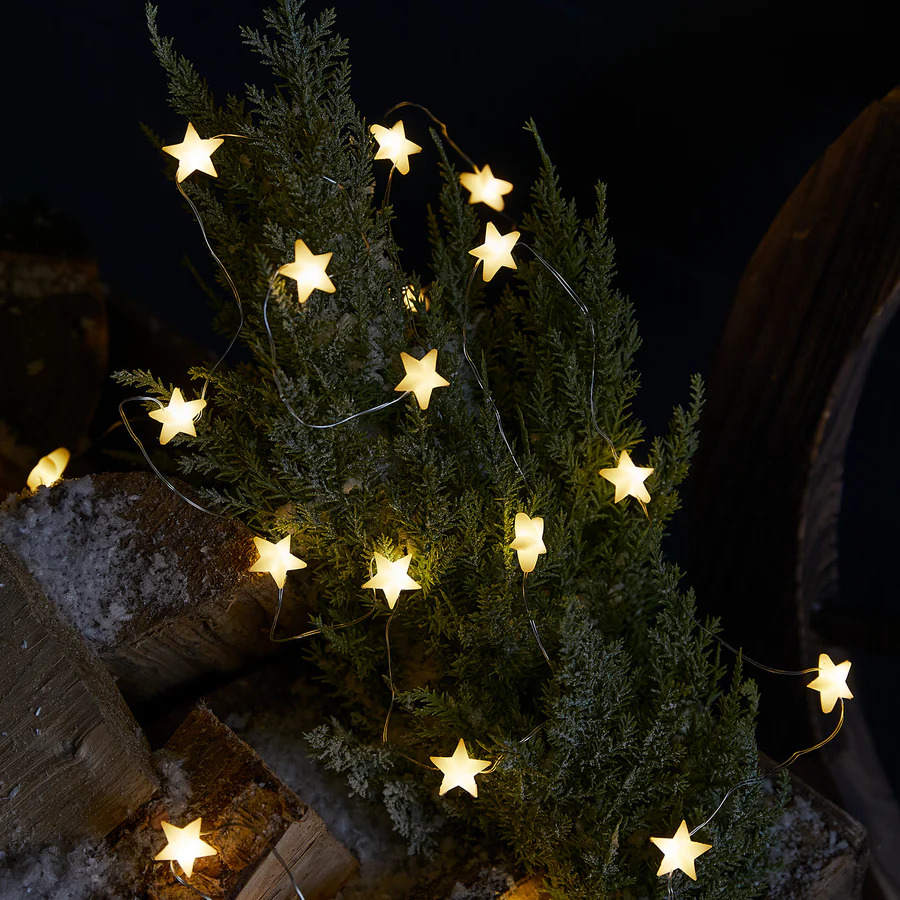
370;120;422;175
510;513;546;574
362;552;421;609
26;447;70;491
430;738;491;798
649;820;711;881
394;348;450;410
806;653;853;714
277;239;335;304
599;450;653;504
162;122;224;183
469;222;520;282
154;817;217;879
459;164;513;211
148;388;207;445
250;535;307;589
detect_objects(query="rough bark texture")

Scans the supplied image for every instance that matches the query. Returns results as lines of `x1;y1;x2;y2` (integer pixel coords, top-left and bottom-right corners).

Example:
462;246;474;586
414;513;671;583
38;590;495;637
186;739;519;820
689;86;900;896
0;543;158;847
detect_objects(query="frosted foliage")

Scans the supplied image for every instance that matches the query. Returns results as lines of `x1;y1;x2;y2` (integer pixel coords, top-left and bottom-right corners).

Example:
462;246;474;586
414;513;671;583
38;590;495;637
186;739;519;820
0;844;124;900
0;478;189;649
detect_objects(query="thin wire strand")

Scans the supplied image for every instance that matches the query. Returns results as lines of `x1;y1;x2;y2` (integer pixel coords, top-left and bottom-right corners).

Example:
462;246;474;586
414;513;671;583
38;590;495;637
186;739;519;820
522;572;553;669
382;608;399;744
383;102;477;170
268;587;375;643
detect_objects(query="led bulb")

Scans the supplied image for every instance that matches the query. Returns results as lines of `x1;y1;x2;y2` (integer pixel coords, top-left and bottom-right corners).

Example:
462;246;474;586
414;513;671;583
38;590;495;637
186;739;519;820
402;284;431;313
459;165;513;211
26;447;70;490
599;450;653;505
469;222;520;282
806;653;853;713
154;817;217;879
362;551;421;609
649;820;712;881
277;239;335;304
250;535;307;589
370;120;422;174
394;349;450;410
510;513;546;573
430;738;491;798
162;123;224;183
148;389;207;445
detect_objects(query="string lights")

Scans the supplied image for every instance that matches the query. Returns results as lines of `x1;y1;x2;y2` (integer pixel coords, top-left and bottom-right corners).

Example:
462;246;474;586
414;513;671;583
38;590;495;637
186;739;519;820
806;653;853;713
429;739;492;797
469;222;520;281
459;164;513;211
277;239;336;304
599;450;653;507
26;447;70;490
362;552;421;608
510;513;546;574
650;820;711;882
148;388;207;445
394;349;450;409
154;818;217;878
162;123;224;182
250;536;307;589
370;120;422;174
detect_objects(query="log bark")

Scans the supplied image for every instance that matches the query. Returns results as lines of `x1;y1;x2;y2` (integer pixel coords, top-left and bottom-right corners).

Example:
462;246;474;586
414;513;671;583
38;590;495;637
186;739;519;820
110;708;356;900
0;471;315;701
0;543;158;847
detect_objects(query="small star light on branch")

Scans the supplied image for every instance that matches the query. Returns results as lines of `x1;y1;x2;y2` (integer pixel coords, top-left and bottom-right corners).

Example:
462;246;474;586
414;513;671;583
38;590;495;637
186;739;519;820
154;817;217;879
402;284;431;313
277;239;336;304
510;512;546;574
162;123;224;183
459;165;513;211
148;388;207;445
649;820;712;881
362;552;421;609
806;652;854;713
26;447;70;490
370;120;422;174
250;536;307;589
430;738;491;798
469;222;520;282
394;349;450;409
599;450;653;505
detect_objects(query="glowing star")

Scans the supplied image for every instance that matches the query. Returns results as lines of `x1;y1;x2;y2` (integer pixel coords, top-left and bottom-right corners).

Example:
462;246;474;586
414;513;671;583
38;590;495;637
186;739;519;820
162;123;224;183
362;552;421;609
277;239;336;304
148;388;207;445
649;820;712;881
806;653;853;714
154;817;217;879
250;535;307;589
26;447;70;490
459;164;513;211
402;284;430;313
430;738;491;798
469;222;520;282
369;120;422;175
510;513;546;574
394;349;450;410
599;450;653;504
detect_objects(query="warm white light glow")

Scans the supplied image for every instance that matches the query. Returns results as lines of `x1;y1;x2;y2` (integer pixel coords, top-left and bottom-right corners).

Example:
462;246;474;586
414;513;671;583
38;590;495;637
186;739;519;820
459;165;513;211
469;222;520;282
148;388;207;445
599;450;653;504
277;239;336;304
154;817;217;879
362;552;421;609
370;120;422;175
162;123;224;183
649;820;711;881
26;447;70;490
806;653;853;714
250;535;307;589
394;349;450;410
430;738;491;797
510;513;546;574
402;284;430;313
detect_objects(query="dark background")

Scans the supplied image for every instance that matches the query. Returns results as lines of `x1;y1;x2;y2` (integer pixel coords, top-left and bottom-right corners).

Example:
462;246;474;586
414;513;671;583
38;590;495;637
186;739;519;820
2;0;898;832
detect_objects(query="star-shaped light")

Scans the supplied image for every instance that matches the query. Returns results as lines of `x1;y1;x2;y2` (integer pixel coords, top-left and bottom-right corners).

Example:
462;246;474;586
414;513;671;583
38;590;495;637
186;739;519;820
469;222;520;282
370;120;422;175
362;552;421;609
148;388;207;445
277;239;336;304
162;123;224;183
402;284;431;313
394;349;450;410
459;165;513;211
806;652;853;714
649;820;712;881
154;817;217;879
510;512;546;574
250;535;307;589
599;450;653;504
430;738;492;798
26;447;70;490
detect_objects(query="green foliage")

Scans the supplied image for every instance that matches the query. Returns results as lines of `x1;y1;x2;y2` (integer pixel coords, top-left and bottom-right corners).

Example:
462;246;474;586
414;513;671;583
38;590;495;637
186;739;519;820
131;2;783;895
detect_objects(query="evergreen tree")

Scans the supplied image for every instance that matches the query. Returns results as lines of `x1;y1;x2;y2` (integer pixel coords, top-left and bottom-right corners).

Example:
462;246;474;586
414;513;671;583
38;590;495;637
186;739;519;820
120;2;783;895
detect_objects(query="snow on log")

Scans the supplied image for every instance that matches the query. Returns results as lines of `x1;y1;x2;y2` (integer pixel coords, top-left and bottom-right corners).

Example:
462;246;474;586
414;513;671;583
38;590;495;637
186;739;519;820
0;472;315;700
0;542;158;847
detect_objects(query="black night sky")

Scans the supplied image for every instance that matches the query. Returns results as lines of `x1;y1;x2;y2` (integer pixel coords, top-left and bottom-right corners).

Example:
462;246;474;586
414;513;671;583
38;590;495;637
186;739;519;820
3;0;899;864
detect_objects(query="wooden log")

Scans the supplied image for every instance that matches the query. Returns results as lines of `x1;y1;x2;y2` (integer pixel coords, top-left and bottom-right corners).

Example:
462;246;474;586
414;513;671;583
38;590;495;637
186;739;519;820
0;542;158;847
688;86;900;894
0;471;315;701
110;708;356;900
